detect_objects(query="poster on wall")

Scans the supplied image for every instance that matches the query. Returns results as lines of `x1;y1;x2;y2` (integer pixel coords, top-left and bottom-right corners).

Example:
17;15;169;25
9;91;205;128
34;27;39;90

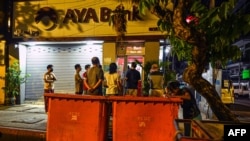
13;0;164;38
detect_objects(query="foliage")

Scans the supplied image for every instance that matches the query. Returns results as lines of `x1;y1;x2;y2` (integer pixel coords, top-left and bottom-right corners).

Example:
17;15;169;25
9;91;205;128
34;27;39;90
128;0;250;121
136;60;158;96
0;61;30;98
133;0;247;67
109;3;128;41
160;61;176;85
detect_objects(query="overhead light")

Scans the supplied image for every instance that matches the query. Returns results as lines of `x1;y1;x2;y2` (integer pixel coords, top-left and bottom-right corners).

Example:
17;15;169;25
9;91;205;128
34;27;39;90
165;47;170;54
14;43;19;48
86;41;94;45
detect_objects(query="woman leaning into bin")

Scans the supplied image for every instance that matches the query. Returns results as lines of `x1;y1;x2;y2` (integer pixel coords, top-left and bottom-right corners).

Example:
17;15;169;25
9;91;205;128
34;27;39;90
166;80;201;136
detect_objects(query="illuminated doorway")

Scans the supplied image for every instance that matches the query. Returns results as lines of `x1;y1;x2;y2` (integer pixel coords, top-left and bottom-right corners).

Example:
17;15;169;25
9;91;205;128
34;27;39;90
116;41;145;95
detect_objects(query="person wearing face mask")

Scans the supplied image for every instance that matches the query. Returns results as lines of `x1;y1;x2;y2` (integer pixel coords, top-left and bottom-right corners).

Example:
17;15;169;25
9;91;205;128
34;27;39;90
43;64;57;93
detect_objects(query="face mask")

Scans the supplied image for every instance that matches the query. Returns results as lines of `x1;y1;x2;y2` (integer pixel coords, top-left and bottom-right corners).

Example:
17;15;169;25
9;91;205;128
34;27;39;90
50;68;53;72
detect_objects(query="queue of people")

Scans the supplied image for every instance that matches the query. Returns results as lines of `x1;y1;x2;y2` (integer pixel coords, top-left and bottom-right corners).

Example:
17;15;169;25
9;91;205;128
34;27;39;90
43;60;199;101
43;57;143;96
43;60;199;100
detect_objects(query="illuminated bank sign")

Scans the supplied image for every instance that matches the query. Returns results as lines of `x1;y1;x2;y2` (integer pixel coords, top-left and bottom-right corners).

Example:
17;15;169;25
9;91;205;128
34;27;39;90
34;6;142;32
63;6;142;23
13;1;161;38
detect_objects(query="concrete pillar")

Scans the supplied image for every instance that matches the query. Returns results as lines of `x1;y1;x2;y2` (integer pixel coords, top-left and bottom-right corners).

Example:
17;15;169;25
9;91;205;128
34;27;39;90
102;42;116;72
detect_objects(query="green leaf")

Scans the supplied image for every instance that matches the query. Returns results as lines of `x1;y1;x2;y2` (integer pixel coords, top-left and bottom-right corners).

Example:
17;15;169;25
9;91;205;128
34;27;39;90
157;19;162;27
210;14;221;25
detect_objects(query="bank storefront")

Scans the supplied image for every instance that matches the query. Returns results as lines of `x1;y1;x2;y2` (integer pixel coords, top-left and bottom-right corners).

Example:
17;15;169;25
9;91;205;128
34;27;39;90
11;0;165;103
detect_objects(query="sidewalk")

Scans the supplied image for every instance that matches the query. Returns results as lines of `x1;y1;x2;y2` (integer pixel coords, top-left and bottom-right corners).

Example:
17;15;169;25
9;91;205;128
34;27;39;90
0;102;47;131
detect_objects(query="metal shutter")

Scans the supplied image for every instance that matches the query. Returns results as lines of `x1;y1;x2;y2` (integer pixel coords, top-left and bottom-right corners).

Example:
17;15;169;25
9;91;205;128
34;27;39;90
25;44;103;100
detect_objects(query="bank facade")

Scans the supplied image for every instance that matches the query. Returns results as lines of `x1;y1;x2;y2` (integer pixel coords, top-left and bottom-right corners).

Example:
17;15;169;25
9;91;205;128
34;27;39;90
0;0;169;104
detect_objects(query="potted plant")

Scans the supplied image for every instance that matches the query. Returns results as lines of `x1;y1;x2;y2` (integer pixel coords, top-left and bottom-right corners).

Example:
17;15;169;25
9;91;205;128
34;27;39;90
0;61;30;105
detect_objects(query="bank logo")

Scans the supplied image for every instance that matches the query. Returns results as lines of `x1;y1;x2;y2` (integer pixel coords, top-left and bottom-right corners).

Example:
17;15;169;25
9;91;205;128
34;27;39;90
35;7;58;31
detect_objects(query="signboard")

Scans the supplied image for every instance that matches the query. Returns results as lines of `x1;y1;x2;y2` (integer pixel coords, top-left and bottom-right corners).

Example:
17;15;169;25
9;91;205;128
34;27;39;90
126;46;145;55
242;69;250;79
13;0;163;38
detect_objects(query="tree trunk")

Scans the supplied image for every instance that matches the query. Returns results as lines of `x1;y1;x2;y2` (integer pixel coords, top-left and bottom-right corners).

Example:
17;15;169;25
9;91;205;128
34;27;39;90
174;0;239;122
182;46;239;122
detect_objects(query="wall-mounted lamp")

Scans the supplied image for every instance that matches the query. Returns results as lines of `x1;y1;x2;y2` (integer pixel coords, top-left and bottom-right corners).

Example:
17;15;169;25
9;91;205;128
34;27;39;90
14;43;19;48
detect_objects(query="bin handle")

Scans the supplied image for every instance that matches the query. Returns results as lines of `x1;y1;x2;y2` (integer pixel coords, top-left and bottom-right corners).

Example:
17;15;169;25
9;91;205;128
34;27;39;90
174;130;183;141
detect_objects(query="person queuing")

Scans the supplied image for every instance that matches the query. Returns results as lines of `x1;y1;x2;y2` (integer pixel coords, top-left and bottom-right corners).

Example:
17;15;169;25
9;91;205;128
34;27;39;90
84;57;104;95
166;80;201;136
148;63;164;97
82;64;91;94
104;62;122;96
74;64;83;95
125;62;141;96
43;64;57;93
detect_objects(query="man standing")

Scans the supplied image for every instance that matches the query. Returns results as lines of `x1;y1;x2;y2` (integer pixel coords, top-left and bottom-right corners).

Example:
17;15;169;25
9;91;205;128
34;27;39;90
74;64;83;95
148;63;164;97
43;64;57;93
125;62;141;96
84;57;104;95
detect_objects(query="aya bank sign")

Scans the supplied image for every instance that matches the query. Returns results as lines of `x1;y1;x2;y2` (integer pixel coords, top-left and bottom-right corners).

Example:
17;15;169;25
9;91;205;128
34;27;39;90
14;0;160;38
35;5;143;31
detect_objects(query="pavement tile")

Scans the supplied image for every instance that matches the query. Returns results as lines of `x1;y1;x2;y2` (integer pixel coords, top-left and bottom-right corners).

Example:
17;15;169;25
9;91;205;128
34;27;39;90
0;106;34;112
25;108;46;114
0;104;47;131
12;117;45;124
0;105;25;110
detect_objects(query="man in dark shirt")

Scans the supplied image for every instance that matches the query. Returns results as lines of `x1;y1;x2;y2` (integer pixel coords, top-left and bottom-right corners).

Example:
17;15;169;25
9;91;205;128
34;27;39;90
125;62;141;96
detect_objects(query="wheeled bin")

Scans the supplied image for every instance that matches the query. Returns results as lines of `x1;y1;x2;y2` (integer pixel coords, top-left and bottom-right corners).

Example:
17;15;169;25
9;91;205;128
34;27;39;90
109;96;182;141
44;93;108;141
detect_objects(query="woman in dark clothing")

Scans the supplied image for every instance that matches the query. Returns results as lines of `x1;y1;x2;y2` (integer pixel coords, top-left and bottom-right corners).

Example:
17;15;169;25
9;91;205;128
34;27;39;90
166;80;201;136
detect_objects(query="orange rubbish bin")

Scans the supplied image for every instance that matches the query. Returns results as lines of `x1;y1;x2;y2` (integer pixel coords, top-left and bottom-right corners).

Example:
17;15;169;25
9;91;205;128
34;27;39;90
44;93;108;141
109;96;182;141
